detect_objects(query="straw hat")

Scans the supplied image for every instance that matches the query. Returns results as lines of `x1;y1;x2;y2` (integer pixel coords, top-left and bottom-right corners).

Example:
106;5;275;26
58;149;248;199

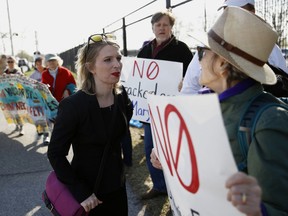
198;6;278;85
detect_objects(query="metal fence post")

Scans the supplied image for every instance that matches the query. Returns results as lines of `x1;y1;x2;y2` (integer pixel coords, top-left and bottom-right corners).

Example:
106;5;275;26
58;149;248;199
122;18;128;56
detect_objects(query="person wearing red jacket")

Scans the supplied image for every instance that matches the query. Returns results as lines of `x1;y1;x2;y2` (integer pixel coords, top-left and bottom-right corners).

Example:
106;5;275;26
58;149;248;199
41;53;77;145
42;53;76;102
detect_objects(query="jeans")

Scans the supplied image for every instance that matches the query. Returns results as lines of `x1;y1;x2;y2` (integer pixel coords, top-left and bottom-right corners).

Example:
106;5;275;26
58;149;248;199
121;128;132;166
144;123;167;192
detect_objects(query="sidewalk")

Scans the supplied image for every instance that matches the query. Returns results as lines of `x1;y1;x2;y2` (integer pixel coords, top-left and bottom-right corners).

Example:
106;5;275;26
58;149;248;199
0;113;148;216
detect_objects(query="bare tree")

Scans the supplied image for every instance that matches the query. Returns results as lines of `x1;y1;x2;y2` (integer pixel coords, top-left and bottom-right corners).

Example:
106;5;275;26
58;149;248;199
255;0;288;48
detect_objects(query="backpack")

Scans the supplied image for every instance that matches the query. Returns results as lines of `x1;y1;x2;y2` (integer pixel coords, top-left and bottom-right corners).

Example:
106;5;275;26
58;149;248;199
263;63;288;97
237;92;288;171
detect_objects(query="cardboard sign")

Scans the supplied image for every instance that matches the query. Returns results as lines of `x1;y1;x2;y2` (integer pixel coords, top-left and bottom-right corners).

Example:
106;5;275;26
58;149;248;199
147;94;243;216
121;57;182;122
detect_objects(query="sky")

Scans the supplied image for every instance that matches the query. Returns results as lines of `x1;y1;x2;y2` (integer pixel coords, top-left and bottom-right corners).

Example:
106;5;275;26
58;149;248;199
0;0;223;56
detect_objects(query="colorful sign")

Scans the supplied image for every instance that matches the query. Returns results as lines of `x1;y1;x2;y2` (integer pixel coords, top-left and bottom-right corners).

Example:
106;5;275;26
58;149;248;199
0;74;58;132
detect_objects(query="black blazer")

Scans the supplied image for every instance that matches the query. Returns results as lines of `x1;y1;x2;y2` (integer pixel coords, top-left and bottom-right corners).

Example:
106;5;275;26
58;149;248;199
48;86;133;202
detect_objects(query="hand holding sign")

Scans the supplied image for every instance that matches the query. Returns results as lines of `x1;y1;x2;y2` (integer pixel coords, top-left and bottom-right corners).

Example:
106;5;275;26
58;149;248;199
147;93;243;216
150;148;163;170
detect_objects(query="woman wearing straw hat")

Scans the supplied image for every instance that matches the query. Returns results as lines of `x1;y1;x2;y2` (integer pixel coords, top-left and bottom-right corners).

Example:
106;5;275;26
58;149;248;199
151;6;288;215
181;0;288;97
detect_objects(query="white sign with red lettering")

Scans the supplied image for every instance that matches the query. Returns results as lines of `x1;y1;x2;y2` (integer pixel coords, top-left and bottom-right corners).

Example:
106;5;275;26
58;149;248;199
121;57;182;123
147;93;243;216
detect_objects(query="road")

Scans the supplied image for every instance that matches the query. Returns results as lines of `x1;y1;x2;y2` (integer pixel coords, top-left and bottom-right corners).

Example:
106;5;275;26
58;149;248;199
0;111;149;216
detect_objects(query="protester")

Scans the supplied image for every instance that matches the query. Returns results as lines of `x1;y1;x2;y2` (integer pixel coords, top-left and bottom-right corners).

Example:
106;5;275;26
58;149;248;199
47;33;133;215
151;6;288;215
137;10;193;200
41;53;76;145
181;0;288;96
3;56;22;75
42;53;76;102
0;54;7;75
28;56;51;144
30;56;46;82
3;56;25;135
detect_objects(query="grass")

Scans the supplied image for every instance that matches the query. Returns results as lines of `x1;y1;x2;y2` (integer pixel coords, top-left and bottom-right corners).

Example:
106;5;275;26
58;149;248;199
126;127;171;216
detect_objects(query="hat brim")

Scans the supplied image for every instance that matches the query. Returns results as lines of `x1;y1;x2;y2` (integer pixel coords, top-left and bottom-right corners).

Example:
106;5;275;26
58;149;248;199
217;5;226;11
47;57;58;61
192;33;276;85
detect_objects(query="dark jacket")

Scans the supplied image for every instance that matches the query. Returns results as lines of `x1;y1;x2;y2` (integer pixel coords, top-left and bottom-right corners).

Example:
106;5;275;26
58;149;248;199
47;87;133;202
221;83;288;215
137;35;193;77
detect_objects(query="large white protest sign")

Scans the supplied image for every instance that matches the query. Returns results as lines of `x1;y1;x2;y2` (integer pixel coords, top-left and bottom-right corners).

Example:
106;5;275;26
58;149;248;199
147;94;243;216
121;56;182;123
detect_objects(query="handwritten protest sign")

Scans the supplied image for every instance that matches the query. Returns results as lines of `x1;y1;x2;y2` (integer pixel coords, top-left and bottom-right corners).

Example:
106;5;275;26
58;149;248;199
121;57;182;122
0;74;58;132
147;94;243;216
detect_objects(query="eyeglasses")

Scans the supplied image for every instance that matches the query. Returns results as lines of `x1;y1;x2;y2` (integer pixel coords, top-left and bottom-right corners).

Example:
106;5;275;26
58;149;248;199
7;61;14;63
197;46;210;61
85;33;116;60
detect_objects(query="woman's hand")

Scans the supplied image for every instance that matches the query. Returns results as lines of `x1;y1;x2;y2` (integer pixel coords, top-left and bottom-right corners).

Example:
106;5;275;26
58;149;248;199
62;89;70;99
150;148;163;170
226;172;262;216
80;193;103;212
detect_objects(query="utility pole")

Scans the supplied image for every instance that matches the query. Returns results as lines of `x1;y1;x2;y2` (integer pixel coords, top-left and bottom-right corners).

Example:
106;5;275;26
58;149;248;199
0;33;8;53
204;0;207;32
35;31;39;51
6;0;14;56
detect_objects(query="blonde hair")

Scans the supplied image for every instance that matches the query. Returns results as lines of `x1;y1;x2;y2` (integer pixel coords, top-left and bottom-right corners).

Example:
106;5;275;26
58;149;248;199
76;40;122;95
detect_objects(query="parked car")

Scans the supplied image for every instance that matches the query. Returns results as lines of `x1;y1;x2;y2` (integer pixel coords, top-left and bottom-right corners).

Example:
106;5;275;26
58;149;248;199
18;58;31;72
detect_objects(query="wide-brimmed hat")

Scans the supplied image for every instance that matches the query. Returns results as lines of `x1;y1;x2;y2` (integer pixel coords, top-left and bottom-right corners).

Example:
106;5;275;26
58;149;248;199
196;6;277;85
218;0;254;10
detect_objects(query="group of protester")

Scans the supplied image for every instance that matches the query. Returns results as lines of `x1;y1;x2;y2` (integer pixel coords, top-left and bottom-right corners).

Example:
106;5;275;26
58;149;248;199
1;0;288;215
0;51;77;145
47;0;288;215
